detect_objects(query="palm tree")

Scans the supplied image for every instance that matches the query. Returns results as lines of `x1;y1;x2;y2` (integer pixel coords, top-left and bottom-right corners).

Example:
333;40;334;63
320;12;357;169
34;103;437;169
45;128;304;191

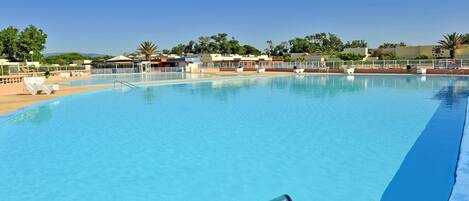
463;33;469;44
137;41;158;72
438;33;464;59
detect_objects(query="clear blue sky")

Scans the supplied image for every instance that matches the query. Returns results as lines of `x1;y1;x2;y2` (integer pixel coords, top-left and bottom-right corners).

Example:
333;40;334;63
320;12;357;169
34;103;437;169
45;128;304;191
2;0;468;55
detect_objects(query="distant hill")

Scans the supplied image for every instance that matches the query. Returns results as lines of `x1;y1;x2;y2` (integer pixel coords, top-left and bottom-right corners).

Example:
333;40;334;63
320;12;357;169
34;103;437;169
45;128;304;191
44;52;112;57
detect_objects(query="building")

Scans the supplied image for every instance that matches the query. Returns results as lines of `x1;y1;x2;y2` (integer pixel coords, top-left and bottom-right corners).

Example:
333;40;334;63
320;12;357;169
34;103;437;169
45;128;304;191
290;53;326;62
90;55;200;74
0;59;20;75
199;54;272;68
72;60;92;70
379;45;469;59
200;54;272;63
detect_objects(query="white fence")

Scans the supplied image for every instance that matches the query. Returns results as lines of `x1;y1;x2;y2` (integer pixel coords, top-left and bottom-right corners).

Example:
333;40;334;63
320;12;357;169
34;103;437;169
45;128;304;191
91;67;183;74
200;59;469;69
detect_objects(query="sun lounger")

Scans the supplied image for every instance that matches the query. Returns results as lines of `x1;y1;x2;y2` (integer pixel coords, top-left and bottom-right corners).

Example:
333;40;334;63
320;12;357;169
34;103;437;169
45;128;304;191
236;67;244;72
294;68;304;74
344;68;355;74
24;77;59;95
318;67;329;73
417;67;427;74
257;68;266;73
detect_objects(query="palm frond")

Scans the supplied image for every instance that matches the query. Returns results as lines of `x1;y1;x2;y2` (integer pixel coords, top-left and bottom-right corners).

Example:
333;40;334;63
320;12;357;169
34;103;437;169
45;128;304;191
137;41;158;60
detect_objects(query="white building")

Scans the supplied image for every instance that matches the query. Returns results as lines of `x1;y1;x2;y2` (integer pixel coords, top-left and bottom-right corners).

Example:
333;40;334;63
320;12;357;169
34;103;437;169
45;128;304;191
199;54;272;63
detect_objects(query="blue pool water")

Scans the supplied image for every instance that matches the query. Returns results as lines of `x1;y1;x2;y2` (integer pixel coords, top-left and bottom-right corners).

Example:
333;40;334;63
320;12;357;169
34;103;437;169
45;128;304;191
63;72;217;86
0;75;467;201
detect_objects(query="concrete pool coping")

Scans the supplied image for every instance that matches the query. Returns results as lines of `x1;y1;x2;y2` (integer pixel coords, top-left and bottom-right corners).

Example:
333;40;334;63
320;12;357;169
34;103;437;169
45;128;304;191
449;96;469;200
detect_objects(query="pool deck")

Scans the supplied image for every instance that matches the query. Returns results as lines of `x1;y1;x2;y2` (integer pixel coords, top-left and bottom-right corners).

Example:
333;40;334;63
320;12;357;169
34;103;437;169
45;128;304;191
0;71;293;116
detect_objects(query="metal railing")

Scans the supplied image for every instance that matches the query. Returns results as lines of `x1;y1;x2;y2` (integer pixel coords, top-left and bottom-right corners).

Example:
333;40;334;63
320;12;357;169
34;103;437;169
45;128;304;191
91;67;183;74
113;80;139;89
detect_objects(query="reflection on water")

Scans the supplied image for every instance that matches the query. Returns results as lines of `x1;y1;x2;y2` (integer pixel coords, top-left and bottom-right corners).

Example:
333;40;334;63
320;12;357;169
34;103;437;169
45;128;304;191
181;79;261;102
9;105;53;125
166;75;460;102
433;78;469;108
143;87;158;105
65;72;217;87
6;75;463;125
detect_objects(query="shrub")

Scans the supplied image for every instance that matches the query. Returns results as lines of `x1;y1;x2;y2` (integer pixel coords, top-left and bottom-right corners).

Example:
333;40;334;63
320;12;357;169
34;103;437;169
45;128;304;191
337;52;364;61
414;55;430;60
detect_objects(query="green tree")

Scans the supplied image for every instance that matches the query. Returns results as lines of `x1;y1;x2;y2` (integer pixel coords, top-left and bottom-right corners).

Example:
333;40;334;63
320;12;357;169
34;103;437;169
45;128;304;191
379;42;406;48
289;38;317;53
265;40;275;56
0;26;19;61
343;40;367;48
226;37;243;54
283;54;292;62
161;49;170;54
272;41;289;56
305;33;343;54
185;40;196;53
41;53;111;65
17;25;47;61
194;36;210;53
138;41;158;61
0;36;3;58
372;48;398;60
438;32;464;59
243;45;261;55
170;44;186;55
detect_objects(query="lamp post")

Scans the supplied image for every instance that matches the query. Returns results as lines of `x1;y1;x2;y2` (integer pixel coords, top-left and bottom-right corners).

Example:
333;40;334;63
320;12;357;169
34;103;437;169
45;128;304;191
29;51;34;63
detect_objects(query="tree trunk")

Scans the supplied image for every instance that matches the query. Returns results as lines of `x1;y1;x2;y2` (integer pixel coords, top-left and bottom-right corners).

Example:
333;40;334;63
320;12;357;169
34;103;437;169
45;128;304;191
450;50;455;59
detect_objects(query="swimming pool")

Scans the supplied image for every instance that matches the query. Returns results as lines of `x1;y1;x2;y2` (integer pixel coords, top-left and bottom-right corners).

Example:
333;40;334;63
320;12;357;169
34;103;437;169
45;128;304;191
0;74;468;201
63;72;218;86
